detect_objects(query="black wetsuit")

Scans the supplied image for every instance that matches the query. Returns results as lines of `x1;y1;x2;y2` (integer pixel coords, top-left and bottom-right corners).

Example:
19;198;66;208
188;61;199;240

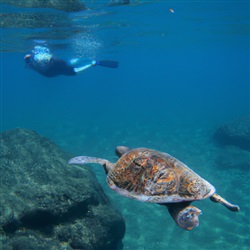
29;56;76;77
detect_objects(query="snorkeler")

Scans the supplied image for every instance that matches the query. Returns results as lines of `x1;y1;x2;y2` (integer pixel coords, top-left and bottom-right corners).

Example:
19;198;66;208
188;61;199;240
24;46;119;77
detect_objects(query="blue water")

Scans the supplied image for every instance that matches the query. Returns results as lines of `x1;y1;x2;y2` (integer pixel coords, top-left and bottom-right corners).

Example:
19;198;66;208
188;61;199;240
1;1;249;249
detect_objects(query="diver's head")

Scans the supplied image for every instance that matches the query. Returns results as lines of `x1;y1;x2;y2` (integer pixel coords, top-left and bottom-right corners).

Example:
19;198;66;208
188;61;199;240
24;54;32;64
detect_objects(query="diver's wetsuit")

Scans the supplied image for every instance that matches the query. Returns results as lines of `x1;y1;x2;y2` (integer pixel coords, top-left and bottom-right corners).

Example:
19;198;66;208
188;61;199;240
25;46;77;77
30;57;76;77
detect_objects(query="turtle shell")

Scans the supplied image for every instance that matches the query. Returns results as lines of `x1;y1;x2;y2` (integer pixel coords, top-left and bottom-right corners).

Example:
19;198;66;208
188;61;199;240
107;148;215;203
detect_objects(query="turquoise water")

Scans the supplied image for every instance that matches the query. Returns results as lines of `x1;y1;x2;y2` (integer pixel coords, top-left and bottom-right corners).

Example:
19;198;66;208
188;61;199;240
1;1;249;249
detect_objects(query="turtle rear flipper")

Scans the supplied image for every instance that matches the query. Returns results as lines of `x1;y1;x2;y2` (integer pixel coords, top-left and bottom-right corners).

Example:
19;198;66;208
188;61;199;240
210;193;240;212
68;156;114;174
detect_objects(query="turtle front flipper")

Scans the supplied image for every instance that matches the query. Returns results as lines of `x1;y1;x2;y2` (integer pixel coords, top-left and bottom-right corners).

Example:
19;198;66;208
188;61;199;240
166;203;202;231
210;193;240;212
115;146;131;157
68;156;114;174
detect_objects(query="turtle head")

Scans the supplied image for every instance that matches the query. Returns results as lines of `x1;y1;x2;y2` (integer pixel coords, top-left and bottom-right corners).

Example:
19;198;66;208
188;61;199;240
167;203;202;230
175;205;202;230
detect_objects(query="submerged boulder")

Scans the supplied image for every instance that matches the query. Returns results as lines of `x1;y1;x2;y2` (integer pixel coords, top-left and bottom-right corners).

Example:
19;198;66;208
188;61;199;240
2;0;86;12
0;12;70;28
0;128;125;250
108;0;130;6
1;0;86;29
213;115;250;151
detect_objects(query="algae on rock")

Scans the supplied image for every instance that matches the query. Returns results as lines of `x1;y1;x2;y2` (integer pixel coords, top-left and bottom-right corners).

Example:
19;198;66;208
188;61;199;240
0;128;125;250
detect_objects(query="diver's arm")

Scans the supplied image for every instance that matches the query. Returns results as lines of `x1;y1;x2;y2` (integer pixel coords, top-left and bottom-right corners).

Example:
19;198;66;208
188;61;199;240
73;60;97;73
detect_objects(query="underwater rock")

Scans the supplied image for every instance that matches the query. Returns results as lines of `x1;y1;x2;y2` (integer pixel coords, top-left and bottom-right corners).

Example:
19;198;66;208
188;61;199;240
213;115;250;151
109;0;130;6
214;146;250;170
2;0;86;12
0;12;71;29
0;128;125;250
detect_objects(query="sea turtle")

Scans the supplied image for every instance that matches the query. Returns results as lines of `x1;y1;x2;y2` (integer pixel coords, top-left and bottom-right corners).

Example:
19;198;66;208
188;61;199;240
68;146;240;230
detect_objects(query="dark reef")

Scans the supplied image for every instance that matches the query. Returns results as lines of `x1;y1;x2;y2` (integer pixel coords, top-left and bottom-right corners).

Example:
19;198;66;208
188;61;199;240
1;0;84;30
0;128;125;250
213;115;250;151
1;12;71;29
2;0;86;12
108;0;130;6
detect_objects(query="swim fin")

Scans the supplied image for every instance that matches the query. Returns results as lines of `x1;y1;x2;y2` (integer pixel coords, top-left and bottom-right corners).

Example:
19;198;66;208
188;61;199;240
96;60;119;68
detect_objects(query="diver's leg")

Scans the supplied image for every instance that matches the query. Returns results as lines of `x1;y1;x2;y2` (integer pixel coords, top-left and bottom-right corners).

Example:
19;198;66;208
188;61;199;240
73;60;97;73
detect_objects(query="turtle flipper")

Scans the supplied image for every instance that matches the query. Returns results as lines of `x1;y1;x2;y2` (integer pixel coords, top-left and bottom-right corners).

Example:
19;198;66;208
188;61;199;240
166;203;202;231
210;193;240;212
68;156;114;174
115;146;131;157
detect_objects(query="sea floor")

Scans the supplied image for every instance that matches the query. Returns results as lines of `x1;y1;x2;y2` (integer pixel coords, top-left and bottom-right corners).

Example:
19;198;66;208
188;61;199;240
37;120;250;250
